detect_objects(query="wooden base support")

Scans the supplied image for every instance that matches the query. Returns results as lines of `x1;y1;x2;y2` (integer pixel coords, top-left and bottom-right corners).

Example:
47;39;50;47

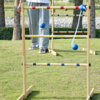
17;85;33;100
86;88;94;100
82;48;96;55
48;49;57;56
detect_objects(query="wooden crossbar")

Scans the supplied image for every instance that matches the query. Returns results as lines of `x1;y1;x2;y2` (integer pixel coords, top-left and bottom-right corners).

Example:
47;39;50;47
51;14;86;17
25;63;88;66
53;31;87;33
24;6;81;9
25;35;88;38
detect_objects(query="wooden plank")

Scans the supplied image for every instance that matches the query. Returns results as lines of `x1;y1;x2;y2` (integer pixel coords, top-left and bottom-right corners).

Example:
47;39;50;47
48;49;57;56
87;2;90;98
82;48;96;55
23;6;88;9
17;94;24;100
51;14;86;17
86;88;94;100
26;85;33;97
25;35;88;38
25;63;88;66
53;31;87;33
51;0;54;50
21;3;26;99
17;86;33;100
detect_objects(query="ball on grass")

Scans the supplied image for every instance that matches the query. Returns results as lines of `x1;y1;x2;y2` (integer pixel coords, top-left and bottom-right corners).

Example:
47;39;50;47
72;44;78;50
40;23;46;28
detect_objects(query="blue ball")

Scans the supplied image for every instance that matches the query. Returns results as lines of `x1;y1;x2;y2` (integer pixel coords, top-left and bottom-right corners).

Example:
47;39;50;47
40;23;46;28
79;4;86;11
72;44;78;50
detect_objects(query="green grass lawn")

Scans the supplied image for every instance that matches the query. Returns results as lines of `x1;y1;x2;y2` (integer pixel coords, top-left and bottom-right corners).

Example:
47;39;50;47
0;39;100;100
4;2;100;18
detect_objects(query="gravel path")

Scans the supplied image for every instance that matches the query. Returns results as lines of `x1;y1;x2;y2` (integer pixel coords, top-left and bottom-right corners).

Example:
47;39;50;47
5;17;100;29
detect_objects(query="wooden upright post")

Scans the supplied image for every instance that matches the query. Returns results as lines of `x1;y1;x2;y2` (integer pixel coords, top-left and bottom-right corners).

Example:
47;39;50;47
87;2;90;98
21;3;26;99
17;3;33;100
51;0;54;50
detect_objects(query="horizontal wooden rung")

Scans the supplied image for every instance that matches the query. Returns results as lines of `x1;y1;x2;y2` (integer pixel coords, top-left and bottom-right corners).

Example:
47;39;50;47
23;6;88;10
25;63;88;66
25;35;88;38
24;6;81;9
53;31;87;33
51;14;86;17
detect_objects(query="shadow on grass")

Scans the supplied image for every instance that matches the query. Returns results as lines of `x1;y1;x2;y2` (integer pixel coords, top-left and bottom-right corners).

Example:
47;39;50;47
4;7;14;9
24;91;100;100
25;91;85;100
54;49;85;53
92;93;100;100
24;91;40;100
96;51;100;55
53;49;85;57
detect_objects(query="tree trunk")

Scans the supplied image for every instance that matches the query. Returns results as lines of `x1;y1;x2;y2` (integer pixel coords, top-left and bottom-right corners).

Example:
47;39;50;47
12;0;21;40
90;0;95;38
72;0;83;28
0;0;5;27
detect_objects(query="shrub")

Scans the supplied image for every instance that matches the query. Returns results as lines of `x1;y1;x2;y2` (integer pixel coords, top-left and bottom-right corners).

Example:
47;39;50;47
0;27;100;40
69;0;75;3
